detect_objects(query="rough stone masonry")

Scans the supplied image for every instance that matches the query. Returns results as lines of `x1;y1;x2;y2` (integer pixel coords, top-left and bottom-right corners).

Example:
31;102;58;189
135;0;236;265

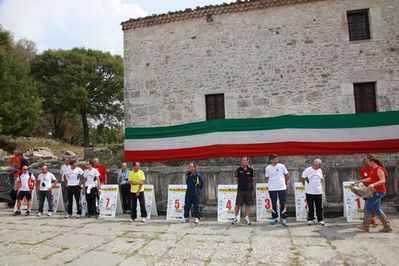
121;0;399;212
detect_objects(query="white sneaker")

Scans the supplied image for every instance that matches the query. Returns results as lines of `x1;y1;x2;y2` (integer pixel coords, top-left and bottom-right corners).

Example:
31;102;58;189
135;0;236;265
128;218;134;222
232;218;240;225
194;218;200;224
282;219;288;226
183;218;190;223
244;216;251;225
47;212;52;217
307;220;313;226
319;221;325;226
141;217;146;223
64;214;69;219
37;212;42;217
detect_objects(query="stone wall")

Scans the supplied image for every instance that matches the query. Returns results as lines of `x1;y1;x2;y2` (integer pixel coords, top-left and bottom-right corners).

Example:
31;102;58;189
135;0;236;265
123;0;399;127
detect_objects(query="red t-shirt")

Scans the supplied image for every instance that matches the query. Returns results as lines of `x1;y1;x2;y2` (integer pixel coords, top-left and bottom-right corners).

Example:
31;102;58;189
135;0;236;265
359;166;372;186
368;166;387;193
95;164;107;184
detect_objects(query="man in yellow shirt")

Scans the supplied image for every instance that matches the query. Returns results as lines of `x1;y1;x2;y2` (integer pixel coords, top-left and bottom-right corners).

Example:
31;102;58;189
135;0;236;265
128;162;147;223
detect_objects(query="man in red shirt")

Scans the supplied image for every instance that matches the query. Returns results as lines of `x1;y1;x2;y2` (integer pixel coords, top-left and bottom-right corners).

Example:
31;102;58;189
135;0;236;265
358;157;378;226
93;158;107;184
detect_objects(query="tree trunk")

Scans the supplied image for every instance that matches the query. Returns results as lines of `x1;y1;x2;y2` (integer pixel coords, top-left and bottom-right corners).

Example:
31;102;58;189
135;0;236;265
80;110;90;147
52;113;63;139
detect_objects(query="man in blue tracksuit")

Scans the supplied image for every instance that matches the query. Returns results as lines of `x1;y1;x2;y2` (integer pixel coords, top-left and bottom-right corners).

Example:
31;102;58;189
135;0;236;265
183;162;205;224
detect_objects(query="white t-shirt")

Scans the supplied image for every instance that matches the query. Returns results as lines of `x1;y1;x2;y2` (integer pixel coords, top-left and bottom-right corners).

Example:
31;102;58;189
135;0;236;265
19;172;35;191
66;167;84;186
84;168;100;187
60;164;71;181
265;163;289;191
37;172;57;191
302;167;323;195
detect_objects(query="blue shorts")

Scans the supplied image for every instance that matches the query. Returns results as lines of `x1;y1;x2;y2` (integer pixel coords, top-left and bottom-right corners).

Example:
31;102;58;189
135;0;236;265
17;191;32;201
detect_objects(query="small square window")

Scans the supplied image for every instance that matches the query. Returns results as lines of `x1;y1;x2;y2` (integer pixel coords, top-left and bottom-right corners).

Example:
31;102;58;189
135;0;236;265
347;9;371;41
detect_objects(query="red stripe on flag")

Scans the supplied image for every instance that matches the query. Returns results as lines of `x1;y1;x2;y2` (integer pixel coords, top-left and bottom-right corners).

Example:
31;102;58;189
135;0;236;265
124;139;399;162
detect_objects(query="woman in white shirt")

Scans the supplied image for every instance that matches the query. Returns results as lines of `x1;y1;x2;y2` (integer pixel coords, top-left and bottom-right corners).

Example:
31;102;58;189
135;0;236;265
83;160;101;219
300;159;325;226
265;154;290;226
65;159;84;218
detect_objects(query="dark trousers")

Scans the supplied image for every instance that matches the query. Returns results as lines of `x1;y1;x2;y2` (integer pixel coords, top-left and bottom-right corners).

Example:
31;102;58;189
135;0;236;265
306;193;323;222
269;190;287;219
61;181;68;206
38;190;53;213
184;195;200;219
67;185;81;215
131;192;147;219
85;188;98;216
120;184;131;212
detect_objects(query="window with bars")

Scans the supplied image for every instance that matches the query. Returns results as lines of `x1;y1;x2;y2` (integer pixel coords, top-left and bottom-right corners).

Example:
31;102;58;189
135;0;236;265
205;94;225;120
354;82;376;113
347;9;371;41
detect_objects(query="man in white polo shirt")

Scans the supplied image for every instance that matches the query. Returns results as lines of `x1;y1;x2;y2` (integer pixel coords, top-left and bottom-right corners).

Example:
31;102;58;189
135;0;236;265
265;154;289;226
300;159;325;226
65;159;84;218
13;166;35;216
37;165;57;217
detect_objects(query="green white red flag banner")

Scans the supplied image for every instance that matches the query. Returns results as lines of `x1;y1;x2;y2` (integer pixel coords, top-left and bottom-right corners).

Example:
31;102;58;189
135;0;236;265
124;111;399;162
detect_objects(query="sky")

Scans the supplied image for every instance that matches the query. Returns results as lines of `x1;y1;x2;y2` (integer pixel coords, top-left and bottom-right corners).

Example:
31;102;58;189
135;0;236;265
0;0;234;55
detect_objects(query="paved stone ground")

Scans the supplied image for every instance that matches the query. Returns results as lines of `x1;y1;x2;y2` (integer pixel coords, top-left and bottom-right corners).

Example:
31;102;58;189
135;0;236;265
0;210;398;266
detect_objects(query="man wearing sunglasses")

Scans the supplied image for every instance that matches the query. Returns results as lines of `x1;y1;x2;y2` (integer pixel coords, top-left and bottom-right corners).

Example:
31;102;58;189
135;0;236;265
13;166;35;216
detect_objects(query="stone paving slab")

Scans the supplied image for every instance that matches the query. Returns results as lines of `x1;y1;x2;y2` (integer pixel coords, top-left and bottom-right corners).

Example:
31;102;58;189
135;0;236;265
0;210;398;266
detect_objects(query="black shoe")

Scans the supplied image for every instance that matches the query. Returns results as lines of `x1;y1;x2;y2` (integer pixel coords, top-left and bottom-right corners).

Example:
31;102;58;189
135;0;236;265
12;210;21;216
25;211;30;216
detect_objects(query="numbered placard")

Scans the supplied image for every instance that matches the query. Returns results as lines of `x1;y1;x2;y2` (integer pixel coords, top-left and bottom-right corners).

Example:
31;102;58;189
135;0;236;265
166;185;187;220
136;184;156;220
217;185;237;222
294;182;308;221
256;183;280;222
99;185;120;218
32;184;65;213
343;181;365;222
72;191;87;217
43;184;64;213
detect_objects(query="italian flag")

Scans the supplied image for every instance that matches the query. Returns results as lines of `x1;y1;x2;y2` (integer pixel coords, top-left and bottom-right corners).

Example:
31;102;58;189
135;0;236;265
124;111;399;162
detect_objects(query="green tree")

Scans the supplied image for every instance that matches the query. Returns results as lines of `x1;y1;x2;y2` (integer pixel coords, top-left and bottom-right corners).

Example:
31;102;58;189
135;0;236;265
0;27;41;136
31;48;123;146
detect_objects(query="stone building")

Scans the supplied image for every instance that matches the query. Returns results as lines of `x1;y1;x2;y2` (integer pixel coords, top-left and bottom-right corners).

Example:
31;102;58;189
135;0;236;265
121;0;399;212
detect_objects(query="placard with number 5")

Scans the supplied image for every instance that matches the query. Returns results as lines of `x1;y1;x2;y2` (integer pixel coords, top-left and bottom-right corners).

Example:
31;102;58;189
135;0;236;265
166;185;187;220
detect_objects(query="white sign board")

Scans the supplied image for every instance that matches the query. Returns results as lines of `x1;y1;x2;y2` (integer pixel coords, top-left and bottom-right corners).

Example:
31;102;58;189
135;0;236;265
343;181;365;222
135;184;157;220
99;185;121;218
31;184;65;213
217;185;237;222
256;183;274;222
256;183;280;221
166;185;187;220
294;182;308;222
72;191;87;217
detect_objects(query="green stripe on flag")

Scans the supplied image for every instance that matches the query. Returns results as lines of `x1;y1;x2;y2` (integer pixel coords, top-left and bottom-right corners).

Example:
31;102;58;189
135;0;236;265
125;111;399;139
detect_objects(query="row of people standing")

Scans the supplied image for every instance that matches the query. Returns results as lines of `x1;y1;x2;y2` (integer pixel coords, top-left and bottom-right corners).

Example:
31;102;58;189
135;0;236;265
232;154;324;226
